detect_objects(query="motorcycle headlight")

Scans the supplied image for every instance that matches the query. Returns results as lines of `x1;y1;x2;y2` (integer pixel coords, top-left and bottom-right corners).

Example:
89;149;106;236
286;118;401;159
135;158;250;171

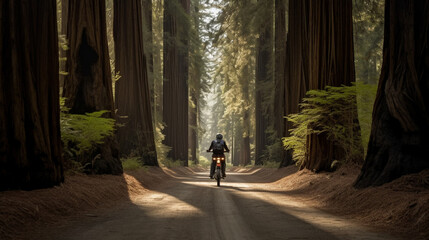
212;158;216;161
217;160;221;163
221;157;224;160
217;157;221;160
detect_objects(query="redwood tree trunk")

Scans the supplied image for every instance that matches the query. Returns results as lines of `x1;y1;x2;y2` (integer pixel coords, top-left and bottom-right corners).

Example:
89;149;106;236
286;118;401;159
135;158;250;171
255;1;273;165
280;0;310;167
0;0;64;190
114;0;158;166
355;0;429;188
274;0;287;166
163;0;190;165
63;0;122;174
303;0;361;171
142;0;155;113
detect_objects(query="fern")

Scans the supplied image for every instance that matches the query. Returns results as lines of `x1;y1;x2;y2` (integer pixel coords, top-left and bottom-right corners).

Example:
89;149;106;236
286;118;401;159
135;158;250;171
60;98;116;171
283;83;364;167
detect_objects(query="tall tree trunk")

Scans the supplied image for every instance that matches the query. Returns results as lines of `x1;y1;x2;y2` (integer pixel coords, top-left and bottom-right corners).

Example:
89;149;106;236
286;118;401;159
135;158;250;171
63;0;122;174
0;0;64;190
142;0;155;115
302;0;361;172
280;0;310;167
355;0;429;188
255;1;273;165
274;0;287;166
163;0;190;165
114;0;158;166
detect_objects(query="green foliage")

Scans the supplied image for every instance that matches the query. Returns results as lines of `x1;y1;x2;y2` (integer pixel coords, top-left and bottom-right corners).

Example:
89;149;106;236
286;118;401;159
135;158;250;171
282;84;363;167
356;82;378;156
154;121;173;167
122;157;142;171
198;155;211;169
160;158;183;168
60;98;116;171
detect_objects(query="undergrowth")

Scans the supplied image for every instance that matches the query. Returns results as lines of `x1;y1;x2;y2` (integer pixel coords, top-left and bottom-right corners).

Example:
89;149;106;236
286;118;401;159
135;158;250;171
60;98;116;173
121;157;142;171
283;83;364;168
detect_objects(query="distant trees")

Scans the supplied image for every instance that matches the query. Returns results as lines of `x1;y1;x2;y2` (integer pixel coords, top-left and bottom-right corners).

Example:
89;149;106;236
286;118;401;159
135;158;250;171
163;0;190;165
353;0;384;85
355;0;429;188
63;0;122;174
0;0;64;190
113;0;158;166
212;1;256;166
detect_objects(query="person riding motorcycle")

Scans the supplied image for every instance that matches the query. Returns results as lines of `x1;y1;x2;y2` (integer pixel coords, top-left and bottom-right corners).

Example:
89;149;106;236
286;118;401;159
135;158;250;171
207;133;229;179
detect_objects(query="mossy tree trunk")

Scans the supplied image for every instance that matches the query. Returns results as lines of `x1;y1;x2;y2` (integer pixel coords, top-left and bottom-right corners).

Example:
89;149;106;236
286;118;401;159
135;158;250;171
63;0;122;174
0;0;64;190
355;0;429;188
113;0;158;166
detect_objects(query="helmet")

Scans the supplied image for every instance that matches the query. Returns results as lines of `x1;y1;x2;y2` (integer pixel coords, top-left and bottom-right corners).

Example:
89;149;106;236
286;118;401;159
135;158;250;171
216;133;223;140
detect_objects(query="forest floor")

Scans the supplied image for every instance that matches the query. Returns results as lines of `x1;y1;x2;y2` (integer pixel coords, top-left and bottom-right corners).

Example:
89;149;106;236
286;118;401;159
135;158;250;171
0;164;428;239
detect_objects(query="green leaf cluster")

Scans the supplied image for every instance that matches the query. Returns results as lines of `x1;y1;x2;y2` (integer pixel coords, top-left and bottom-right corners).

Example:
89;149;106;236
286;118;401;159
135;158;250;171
283;84;363;167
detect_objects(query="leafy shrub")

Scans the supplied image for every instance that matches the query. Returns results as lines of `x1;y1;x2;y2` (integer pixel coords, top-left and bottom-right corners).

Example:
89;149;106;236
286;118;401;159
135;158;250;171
60;98;116;172
282;84;363;168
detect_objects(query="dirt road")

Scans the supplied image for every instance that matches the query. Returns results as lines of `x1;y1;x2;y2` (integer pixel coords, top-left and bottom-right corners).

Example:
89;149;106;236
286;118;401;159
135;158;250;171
39;171;395;240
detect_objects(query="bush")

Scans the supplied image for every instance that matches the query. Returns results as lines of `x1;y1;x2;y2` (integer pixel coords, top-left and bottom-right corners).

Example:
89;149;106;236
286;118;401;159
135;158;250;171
282;84;363;168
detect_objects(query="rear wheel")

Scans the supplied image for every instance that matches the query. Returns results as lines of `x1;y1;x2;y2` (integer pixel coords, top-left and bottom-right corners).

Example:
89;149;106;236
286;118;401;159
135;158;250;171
216;168;220;186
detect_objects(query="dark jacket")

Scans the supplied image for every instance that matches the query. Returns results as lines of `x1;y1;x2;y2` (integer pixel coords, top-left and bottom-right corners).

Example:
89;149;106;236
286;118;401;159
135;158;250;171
208;139;230;154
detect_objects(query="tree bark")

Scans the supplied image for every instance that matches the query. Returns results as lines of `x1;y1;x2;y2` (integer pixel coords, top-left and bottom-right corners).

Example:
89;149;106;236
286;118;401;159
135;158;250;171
63;0;122;174
274;0;287;167
302;0;361;172
355;0;429;188
280;0;310;167
114;0;158;166
255;1;273;165
0;0;64;190
142;0;155;114
163;0;190;165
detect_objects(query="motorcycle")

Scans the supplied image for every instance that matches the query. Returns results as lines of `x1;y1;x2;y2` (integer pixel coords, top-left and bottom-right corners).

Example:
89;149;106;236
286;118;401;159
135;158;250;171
207;150;228;187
